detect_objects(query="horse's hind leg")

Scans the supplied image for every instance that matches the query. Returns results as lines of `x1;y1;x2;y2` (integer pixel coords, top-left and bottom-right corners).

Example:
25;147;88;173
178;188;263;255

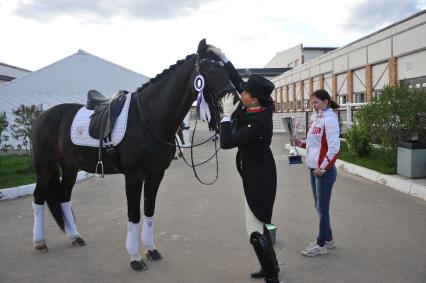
124;171;147;271
32;171;54;253
58;163;86;247
142;170;165;261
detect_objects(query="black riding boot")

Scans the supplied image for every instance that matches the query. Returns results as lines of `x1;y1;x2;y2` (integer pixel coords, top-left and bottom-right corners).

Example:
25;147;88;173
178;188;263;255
263;225;280;272
250;227;280;279
250;231;280;283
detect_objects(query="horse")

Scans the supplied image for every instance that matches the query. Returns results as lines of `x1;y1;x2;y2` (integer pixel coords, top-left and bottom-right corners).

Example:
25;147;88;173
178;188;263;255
30;39;236;271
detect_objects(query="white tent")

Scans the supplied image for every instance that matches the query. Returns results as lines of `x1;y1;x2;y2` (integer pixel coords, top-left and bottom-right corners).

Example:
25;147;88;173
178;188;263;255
0;49;149;148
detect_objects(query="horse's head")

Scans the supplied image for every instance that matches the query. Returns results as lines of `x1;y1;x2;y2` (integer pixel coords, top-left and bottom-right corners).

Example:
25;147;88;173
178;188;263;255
194;39;239;125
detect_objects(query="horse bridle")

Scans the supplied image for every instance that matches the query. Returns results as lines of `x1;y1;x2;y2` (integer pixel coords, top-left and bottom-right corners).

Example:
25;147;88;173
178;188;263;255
135;54;235;185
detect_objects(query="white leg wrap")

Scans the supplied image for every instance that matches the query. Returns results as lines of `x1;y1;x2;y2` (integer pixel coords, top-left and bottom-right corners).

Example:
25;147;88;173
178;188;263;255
141;216;155;250
126;222;141;260
61;201;80;239
32;202;45;243
245;201;264;236
182;129;191;146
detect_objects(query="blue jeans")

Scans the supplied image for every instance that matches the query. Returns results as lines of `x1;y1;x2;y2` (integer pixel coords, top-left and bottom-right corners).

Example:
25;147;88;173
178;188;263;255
309;166;337;247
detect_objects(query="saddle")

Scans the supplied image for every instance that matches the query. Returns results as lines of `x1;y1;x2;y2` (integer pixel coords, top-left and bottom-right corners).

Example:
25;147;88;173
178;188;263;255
88;90;128;139
86;89;128;177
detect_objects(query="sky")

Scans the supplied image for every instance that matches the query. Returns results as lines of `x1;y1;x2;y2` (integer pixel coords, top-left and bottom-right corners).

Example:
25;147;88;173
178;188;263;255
1;0;425;78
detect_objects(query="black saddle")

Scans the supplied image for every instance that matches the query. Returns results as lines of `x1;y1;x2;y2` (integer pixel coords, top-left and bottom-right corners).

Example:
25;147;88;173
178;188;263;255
86;89;128;177
88;90;128;139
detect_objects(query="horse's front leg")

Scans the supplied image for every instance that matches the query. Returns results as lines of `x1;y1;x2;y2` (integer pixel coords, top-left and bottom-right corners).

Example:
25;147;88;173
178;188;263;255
124;171;147;271
142;170;165;261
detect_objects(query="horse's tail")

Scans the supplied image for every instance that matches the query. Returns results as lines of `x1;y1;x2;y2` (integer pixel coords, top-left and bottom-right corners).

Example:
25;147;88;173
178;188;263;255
45;166;65;232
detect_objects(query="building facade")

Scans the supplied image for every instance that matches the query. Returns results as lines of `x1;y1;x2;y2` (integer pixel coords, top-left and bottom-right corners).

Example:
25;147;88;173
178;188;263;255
271;10;426;133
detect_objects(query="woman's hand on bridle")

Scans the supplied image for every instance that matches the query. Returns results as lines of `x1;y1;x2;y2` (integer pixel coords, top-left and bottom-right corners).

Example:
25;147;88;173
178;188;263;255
221;93;240;117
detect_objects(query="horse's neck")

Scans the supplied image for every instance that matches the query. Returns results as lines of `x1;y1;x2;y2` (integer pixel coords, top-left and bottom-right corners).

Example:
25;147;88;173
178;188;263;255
139;63;196;139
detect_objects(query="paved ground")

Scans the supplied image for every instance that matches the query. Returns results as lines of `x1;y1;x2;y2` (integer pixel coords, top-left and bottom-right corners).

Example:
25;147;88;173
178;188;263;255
1;124;425;283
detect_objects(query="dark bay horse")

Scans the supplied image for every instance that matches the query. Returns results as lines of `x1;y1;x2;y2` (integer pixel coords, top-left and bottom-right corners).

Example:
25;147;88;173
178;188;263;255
30;40;235;270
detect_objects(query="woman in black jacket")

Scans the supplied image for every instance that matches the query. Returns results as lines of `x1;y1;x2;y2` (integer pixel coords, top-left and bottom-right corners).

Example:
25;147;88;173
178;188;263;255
207;45;281;283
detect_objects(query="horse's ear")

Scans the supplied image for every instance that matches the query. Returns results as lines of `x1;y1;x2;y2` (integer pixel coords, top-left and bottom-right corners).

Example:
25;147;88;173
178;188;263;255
197;38;207;56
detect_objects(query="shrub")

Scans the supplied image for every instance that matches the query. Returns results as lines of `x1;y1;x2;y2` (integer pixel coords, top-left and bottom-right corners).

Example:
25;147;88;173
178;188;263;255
354;85;426;167
346;123;372;157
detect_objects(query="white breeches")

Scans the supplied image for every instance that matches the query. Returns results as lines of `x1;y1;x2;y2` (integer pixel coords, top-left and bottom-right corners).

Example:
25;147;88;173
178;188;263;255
245;201;264;236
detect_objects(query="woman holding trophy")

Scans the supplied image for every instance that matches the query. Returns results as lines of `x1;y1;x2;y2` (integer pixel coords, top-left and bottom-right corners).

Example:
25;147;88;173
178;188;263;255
292;89;340;257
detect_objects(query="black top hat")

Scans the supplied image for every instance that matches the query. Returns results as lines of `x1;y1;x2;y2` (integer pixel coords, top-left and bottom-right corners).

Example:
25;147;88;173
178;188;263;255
240;75;275;104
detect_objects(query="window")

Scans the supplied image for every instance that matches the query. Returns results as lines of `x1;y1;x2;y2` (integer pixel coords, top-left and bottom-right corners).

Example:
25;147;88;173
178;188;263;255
296;100;301;109
339;95;347;105
304;99;310;109
354;92;365;103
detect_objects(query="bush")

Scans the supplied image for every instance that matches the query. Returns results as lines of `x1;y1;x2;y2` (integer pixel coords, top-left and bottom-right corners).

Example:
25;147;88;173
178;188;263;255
354;85;426;167
346;123;372;157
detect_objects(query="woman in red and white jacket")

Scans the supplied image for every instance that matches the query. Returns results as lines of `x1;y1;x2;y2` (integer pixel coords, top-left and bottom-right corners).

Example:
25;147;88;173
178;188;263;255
293;89;340;257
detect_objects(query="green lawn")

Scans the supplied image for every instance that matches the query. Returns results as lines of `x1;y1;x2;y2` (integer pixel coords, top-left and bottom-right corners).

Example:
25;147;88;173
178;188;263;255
339;141;396;175
0;154;36;189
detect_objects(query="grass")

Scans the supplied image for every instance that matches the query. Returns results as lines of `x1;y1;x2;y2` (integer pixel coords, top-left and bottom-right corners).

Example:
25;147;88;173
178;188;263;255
339;141;396;175
0;154;36;189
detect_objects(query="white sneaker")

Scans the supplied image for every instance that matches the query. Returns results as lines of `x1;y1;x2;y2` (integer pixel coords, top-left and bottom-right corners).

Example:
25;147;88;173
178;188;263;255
301;243;328;257
326;240;335;249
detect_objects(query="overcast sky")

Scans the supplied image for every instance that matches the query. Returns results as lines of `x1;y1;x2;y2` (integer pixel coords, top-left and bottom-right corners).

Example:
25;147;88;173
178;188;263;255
1;0;425;77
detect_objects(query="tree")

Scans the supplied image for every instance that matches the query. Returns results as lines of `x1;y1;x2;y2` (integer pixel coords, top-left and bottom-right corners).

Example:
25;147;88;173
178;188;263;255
10;104;44;154
0;111;11;152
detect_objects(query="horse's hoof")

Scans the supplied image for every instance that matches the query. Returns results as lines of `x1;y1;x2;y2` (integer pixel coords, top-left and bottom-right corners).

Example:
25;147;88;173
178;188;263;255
71;236;86;247
145;249;162;261
34;241;48;253
130;260;148;271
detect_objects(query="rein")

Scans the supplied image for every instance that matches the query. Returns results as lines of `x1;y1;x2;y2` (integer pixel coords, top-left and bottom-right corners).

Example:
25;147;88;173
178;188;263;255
134;56;230;185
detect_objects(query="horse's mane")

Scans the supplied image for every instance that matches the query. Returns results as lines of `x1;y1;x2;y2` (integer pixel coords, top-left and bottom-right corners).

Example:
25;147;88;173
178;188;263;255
136;54;197;93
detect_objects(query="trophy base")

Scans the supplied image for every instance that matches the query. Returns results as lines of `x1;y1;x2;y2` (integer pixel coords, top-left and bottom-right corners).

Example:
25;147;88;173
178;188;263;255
288;155;302;165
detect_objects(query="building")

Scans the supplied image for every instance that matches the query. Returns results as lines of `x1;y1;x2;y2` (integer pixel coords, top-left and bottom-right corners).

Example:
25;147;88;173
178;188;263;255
237;67;291;81
0;62;31;85
265;44;337;69
271;10;426;132
0;49;149;148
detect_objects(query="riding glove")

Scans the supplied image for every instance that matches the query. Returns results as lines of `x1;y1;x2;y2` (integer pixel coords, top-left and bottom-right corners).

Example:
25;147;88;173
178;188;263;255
221;93;240;117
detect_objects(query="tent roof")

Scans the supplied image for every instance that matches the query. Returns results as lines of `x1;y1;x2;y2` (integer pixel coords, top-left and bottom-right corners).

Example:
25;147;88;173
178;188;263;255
0;49;149;116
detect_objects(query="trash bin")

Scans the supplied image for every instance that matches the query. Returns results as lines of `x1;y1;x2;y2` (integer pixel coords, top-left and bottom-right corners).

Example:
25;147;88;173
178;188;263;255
397;141;426;178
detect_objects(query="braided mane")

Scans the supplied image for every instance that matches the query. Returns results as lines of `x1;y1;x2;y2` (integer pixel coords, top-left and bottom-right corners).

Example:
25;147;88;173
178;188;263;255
136;54;196;93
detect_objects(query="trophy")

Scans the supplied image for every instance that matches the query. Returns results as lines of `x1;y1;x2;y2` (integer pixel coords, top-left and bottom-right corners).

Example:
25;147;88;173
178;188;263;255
283;115;303;165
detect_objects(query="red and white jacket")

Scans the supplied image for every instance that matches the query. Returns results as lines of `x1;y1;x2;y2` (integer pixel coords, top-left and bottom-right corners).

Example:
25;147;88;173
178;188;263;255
298;108;340;170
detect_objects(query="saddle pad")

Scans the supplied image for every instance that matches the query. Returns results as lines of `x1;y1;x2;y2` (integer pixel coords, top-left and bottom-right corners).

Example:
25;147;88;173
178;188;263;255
71;92;132;147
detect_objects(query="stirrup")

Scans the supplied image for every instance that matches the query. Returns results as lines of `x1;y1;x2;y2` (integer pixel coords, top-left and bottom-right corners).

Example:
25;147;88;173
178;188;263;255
95;161;104;178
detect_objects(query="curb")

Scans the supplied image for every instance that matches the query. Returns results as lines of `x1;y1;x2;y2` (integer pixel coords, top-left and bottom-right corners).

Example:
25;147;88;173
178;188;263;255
284;144;426;202
0;171;93;201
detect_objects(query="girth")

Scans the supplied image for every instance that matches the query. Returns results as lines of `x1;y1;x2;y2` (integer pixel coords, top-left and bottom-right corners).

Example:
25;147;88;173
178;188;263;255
86;89;128;177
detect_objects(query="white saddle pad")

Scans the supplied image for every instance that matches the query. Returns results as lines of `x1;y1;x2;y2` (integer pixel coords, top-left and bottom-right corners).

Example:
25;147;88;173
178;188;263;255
71;92;132;147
